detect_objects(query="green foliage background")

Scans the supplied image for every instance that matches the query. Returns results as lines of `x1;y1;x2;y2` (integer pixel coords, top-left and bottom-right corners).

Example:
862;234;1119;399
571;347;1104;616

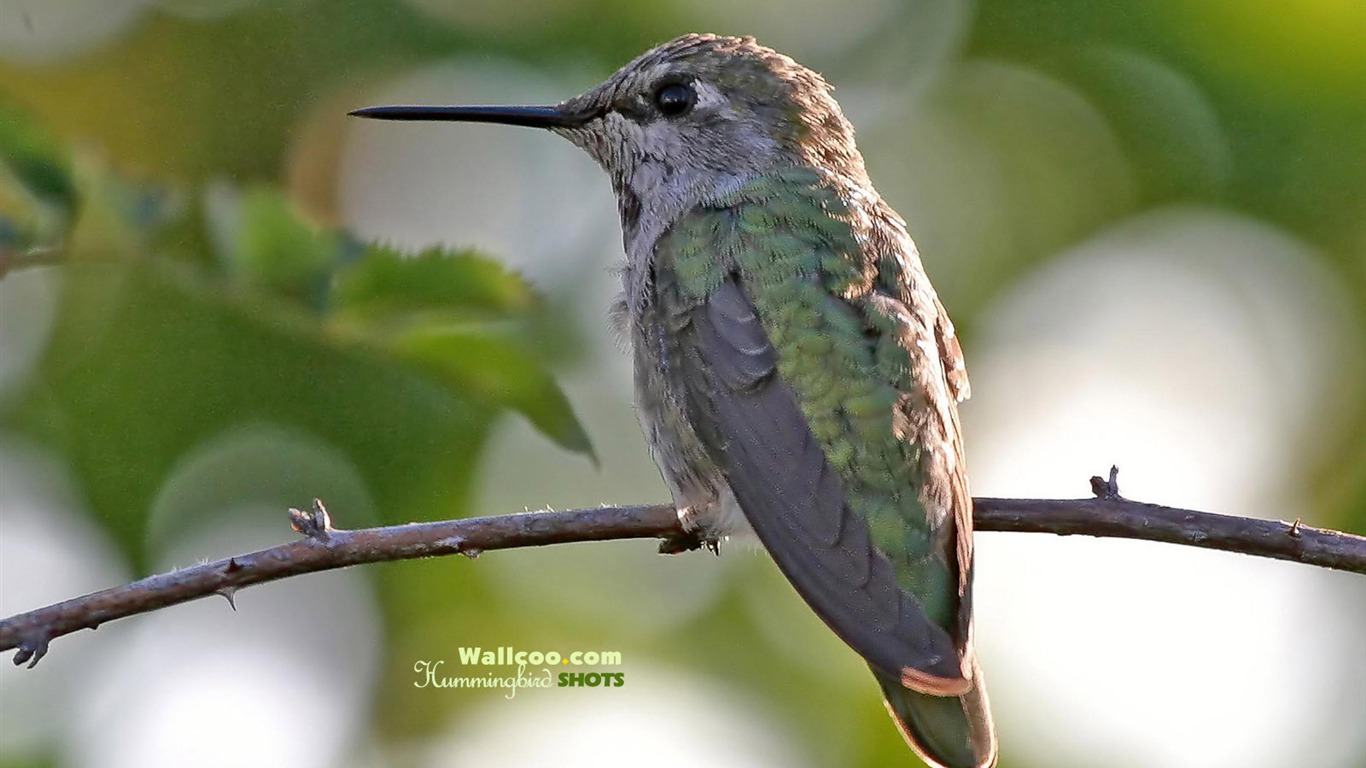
1;1;1363;767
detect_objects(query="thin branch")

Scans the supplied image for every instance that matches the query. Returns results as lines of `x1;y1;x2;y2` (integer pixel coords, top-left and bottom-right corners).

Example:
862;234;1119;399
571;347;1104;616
0;244;66;280
3;480;1364;669
0;243;135;281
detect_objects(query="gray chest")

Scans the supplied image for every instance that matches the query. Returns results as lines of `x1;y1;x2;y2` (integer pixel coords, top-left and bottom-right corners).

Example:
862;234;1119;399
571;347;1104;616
622;263;725;512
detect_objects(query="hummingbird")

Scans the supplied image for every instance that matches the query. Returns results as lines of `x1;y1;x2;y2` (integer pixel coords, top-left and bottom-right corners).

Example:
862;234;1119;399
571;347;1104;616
351;34;996;768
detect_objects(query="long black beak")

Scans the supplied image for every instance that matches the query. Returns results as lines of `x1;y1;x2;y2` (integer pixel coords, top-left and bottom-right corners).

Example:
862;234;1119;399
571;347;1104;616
348;104;592;129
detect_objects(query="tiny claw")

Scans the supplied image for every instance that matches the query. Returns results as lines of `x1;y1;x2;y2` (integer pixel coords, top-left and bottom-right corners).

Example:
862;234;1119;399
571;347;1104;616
1289;518;1303;538
658;529;705;555
660;506;719;554
461;547;483;560
658;529;722;555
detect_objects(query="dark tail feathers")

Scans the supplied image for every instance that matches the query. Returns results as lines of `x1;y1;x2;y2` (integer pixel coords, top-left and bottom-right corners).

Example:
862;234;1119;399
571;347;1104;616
877;656;997;768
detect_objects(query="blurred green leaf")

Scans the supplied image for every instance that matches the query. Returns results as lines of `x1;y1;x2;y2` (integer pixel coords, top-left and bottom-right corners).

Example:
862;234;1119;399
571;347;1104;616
325;241;594;460
333;244;536;321
108;176;595;463
0;100;78;249
385;324;595;462
230;185;340;303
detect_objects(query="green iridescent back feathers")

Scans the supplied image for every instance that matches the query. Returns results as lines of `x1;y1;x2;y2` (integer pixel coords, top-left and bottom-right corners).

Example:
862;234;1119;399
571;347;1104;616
658;166;957;630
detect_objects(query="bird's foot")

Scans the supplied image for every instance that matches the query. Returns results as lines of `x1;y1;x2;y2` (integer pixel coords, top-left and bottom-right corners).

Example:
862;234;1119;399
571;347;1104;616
658;507;722;555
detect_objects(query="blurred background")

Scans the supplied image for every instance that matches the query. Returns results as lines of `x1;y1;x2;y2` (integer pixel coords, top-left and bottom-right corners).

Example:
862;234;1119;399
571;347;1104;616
2;1;1364;767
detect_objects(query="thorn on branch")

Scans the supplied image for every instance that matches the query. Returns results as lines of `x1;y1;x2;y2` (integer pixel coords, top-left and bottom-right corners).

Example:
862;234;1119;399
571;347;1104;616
12;634;50;669
290;498;333;540
1091;465;1122;500
1289;518;1303;538
216;587;239;611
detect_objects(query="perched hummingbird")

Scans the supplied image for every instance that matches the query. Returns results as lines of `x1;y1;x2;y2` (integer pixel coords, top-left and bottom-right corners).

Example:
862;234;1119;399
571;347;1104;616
352;34;996;768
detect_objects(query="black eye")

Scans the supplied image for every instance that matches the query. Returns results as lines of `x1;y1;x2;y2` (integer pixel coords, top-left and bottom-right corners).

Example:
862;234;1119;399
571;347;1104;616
653;82;696;117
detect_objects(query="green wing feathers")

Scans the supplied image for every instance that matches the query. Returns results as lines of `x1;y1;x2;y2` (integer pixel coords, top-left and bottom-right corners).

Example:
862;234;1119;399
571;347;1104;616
665;167;959;626
657;167;995;767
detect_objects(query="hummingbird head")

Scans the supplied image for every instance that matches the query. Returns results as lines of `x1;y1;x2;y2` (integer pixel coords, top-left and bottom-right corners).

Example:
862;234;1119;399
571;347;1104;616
351;34;869;244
